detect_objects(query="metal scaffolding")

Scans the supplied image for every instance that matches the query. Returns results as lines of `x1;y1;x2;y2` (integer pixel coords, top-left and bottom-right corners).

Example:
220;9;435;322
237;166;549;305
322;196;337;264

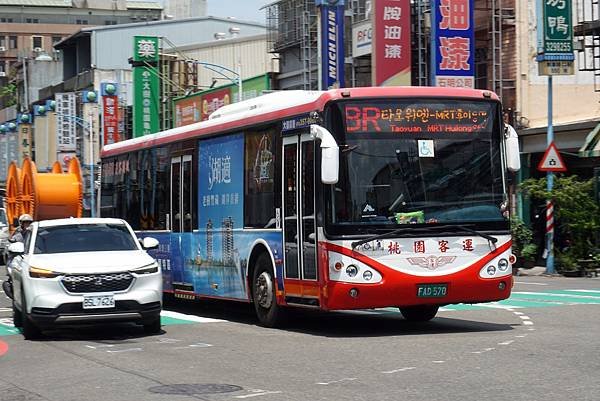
575;0;600;91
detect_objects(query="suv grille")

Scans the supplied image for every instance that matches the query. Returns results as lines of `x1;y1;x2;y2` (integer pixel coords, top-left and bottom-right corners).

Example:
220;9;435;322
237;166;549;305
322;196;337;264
61;273;134;293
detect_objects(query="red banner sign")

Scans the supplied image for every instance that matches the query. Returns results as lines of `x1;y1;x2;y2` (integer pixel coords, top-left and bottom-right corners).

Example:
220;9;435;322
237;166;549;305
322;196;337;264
372;0;411;86
102;95;120;145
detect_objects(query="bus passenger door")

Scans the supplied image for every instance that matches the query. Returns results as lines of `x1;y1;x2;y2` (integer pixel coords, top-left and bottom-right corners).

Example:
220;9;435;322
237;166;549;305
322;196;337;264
282;134;318;304
170;155;194;233
170;155;194;287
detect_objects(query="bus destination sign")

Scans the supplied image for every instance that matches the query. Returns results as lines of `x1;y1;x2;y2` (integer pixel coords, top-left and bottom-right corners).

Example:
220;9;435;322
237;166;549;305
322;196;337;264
344;104;491;134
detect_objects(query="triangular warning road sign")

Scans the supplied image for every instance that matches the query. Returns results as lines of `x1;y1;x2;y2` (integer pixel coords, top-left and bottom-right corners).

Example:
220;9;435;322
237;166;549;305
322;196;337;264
537;142;567;172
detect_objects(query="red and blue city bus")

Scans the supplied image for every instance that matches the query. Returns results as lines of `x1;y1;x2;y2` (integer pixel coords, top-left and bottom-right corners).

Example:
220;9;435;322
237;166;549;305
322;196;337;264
100;86;521;327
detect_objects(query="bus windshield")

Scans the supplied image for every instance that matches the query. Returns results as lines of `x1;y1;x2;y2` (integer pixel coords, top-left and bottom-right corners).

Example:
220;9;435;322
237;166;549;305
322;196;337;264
326;99;505;232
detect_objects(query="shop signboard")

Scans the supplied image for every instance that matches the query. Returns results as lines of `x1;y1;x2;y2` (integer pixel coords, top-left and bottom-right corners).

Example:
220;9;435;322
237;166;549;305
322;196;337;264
55;92;77;151
317;0;345;89
133;36;160;137
432;0;475;88
372;0;411;86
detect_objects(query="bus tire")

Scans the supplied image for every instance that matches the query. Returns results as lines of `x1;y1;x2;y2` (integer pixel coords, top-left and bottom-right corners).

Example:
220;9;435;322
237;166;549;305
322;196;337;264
399;305;439;322
252;253;284;328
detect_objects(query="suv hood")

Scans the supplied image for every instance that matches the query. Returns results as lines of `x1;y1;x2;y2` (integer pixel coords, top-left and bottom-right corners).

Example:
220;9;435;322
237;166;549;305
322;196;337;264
28;250;156;274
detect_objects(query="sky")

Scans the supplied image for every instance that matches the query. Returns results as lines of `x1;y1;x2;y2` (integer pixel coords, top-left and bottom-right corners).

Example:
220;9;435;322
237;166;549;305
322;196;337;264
206;0;271;24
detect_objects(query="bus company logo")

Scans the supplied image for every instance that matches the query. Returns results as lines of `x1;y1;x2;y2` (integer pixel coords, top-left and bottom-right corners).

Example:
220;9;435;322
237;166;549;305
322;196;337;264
407;256;456;270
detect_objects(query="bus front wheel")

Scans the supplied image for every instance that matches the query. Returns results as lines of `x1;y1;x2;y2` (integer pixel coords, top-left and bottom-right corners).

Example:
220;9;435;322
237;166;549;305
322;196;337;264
252;253;284;328
399;305;439;322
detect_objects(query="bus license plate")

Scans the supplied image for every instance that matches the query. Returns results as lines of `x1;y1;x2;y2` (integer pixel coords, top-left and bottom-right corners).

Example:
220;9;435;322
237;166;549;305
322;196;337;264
83;294;115;309
417;284;447;298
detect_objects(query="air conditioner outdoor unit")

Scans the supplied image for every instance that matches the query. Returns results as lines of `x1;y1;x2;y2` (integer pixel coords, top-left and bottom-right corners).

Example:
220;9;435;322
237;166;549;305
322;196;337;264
0;46;6;52
33;47;42;52
0;72;6;77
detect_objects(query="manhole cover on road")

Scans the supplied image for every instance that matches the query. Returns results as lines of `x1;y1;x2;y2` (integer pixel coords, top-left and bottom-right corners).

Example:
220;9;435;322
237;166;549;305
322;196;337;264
148;384;243;395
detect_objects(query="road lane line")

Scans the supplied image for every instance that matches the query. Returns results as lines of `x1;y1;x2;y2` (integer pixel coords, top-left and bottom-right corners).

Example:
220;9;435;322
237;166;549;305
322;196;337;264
523;321;534;325
382;367;416;374
513;282;549;286
160;310;226;323
317;378;357;385
234;391;283;399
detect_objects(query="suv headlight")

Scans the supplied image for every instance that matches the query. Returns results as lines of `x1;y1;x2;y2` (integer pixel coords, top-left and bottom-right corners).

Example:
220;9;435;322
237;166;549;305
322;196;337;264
29;266;61;279
130;262;159;275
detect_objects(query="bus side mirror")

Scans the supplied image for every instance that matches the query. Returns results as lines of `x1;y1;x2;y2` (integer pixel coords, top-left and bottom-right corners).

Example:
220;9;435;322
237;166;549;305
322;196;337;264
310;124;339;184
505;124;521;172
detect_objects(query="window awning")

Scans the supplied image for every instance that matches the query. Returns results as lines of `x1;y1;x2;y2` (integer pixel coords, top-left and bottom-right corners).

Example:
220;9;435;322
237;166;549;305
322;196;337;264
579;122;600;157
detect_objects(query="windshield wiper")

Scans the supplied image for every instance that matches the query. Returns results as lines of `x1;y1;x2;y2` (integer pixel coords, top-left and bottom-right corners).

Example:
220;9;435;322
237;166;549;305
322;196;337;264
350;224;498;250
450;224;498;247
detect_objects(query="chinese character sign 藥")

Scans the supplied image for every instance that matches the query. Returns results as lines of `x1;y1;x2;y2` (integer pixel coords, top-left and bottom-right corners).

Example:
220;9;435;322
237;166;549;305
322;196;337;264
432;0;475;88
133;36;160;137
372;0;411;86
543;0;572;54
198;133;244;230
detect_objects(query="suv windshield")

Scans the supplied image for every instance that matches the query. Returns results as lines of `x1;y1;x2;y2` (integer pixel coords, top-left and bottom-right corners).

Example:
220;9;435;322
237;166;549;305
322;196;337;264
326;99;505;233
34;223;139;254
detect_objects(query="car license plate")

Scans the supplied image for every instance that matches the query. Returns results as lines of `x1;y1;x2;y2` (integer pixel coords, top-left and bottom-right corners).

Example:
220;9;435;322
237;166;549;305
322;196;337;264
417;284;447;298
83;294;115;309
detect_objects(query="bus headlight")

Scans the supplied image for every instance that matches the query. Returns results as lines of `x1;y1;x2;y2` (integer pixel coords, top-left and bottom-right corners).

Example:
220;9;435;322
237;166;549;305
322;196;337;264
346;265;358;278
363;270;373;281
487;265;496;275
498;258;509;272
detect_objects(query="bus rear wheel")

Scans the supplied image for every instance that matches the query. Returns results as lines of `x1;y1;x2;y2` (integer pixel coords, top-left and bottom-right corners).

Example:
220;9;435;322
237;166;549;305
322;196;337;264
252;253;284;328
399;305;439;322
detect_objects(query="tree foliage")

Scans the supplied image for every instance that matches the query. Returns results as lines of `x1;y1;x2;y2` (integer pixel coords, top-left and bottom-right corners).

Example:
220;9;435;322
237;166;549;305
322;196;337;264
519;175;599;262
0;83;17;107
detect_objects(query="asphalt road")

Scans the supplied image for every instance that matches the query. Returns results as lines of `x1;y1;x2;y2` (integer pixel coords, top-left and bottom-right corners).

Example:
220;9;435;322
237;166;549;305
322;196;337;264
1;270;599;401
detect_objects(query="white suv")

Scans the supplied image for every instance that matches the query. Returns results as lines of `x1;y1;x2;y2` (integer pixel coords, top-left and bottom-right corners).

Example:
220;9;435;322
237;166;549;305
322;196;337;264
7;218;162;339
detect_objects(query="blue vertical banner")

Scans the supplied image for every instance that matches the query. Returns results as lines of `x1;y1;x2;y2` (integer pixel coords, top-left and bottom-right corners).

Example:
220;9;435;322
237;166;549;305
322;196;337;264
432;0;475;88
317;0;345;89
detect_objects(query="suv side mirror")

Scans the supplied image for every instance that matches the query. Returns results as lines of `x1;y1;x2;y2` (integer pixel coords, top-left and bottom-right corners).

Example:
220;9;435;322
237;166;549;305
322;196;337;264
8;242;25;255
141;237;159;250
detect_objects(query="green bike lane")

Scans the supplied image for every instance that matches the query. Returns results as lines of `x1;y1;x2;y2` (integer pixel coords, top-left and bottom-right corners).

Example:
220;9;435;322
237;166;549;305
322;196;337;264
1;289;600;337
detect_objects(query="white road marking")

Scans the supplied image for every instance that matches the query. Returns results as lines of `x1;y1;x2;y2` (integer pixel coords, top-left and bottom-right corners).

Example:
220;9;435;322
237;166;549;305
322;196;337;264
514;291;600;300
156;338;181;344
317;378;357;385
519;315;531;320
160;310;225;323
85;344;115;349
477;303;523;310
515;335;527;338
523;321;534;325
565;289;600;294
432;360;445;363
234;391;283;399
498;340;514;346
527;328;536;331
0;318;14;327
513;282;549;286
106;348;142;353
513;311;524;315
0;308;11;312
382;367;416;374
